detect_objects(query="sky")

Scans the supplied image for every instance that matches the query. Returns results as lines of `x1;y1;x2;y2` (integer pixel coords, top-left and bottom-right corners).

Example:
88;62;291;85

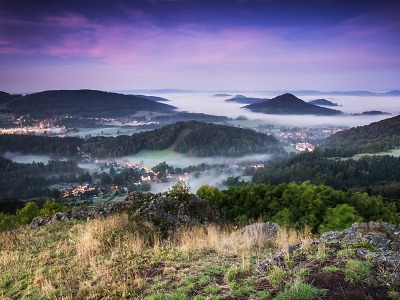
1;0;399;93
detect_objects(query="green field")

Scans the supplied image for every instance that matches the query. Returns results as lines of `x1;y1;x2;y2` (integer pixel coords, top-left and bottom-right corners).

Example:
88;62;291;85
122;150;210;168
352;148;400;160
63;127;142;137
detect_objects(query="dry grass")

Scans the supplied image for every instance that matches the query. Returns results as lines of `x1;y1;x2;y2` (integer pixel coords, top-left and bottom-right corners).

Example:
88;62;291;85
1;216;290;298
275;226;311;250
4;215;387;299
177;224;230;254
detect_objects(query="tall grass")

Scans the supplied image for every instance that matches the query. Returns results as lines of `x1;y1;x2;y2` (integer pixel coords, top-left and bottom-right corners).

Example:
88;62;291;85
0;214;310;299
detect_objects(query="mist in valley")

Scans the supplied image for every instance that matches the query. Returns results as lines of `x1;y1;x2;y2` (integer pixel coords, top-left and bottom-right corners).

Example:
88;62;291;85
2;151;51;164
146;92;399;128
2;91;398;196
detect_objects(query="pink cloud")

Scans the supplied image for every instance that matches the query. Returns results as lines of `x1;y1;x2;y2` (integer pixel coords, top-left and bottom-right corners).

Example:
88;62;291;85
1;8;399;92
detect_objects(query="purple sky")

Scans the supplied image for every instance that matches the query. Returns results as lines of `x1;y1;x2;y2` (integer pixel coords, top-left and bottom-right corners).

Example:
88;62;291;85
1;0;399;93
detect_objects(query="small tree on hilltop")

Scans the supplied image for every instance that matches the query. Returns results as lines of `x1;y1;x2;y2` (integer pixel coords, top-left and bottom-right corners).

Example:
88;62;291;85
168;180;191;202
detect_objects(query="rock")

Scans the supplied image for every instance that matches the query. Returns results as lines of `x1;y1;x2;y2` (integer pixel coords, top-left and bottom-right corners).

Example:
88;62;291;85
29;217;51;229
127;193;216;237
257;222;400;276
28;191;216;238
319;221;400;251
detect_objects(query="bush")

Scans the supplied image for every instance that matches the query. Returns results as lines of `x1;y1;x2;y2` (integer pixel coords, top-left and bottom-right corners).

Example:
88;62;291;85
16;202;39;225
168;180;190;202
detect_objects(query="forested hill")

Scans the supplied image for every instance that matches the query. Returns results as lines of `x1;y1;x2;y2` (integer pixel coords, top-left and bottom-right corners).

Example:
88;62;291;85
0;121;284;158
252;150;400;199
308;99;339;106
225;95;268;104
321;114;400;153
6;89;176;118
0;91;22;104
82;121;284;157
243;93;342;115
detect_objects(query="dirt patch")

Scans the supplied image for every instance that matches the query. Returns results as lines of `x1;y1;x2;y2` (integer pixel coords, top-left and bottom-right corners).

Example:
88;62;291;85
308;268;390;300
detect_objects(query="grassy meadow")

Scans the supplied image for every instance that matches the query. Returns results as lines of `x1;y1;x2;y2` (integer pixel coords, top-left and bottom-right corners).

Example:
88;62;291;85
1;213;397;299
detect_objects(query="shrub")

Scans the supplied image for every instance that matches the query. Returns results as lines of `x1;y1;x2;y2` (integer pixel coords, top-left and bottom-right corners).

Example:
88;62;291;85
168;180;190;202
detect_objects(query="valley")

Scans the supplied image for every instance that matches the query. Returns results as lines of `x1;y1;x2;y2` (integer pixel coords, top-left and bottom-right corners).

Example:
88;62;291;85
1;89;399;206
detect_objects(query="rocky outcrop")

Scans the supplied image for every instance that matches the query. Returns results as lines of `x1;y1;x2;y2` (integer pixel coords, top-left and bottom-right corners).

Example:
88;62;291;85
257;222;400;274
126;192;216;236
29;191;216;236
320;222;400;270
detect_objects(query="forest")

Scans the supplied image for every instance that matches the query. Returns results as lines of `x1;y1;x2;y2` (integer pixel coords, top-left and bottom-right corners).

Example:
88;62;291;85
0;121;284;158
252;150;400;199
243;93;342;115
197;181;399;233
5;89;176;118
321;114;400;153
0;157;90;199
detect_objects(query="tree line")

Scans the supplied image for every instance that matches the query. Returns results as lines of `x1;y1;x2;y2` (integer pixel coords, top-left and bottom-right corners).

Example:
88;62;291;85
0;157;89;199
321;114;400;153
0;121;283;158
0;200;69;232
197;181;399;233
252;150;400;199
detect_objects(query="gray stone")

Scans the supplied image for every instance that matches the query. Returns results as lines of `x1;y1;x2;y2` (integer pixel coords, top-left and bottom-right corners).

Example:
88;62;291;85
257;222;400;279
27;191;216;237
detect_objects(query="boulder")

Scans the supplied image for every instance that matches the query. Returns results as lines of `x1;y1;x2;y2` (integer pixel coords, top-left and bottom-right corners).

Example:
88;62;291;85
28;191;216;237
257;222;400;274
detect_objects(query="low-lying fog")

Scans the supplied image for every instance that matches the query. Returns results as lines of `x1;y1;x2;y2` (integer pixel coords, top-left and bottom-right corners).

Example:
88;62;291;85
2;150;270;194
3;91;399;196
119;150;272;168
2;151;51;164
148;92;399;128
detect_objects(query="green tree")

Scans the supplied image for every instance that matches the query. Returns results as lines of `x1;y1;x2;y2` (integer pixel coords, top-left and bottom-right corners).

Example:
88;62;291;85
197;185;225;209
0;213;18;232
271;208;293;227
39;200;68;217
319;204;363;233
168;180;190;202
16;202;40;225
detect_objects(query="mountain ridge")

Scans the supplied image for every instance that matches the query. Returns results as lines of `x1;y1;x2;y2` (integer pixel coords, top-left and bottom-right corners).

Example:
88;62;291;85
243;93;343;115
0;121;284;158
6;89;177;118
321;114;400;153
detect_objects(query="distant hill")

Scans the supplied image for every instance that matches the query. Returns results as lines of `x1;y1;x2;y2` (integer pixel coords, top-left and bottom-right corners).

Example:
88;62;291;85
0;91;22;104
137;95;170;102
321;114;400;153
85;121;284;157
243;93;342;115
6;90;176;118
287;90;400;96
213;93;231;97
308;99;339;106
0;121;283;157
225;95;268;104
383;90;400;96
360;111;390;116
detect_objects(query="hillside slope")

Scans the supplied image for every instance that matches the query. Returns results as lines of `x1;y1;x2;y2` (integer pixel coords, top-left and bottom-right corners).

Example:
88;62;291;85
308;99;339;106
84;121;284;157
321;114;400;153
243;93;342;115
7;89;176;118
0;121;283;157
0;190;398;299
0;91;22;104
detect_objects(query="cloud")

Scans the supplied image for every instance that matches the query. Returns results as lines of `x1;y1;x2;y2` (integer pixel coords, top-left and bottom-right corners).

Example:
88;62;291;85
1;3;399;92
